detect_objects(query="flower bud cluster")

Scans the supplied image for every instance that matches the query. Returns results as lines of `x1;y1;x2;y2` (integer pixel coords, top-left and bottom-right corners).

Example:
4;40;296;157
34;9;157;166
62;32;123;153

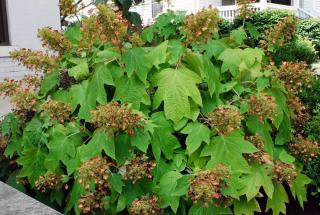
35;172;63;193
91;102;145;135
77;156;110;214
10;49;59;73
261;16;297;51
207;106;243;135
188;164;231;208
273;161;298;186
245;135;272;164
41;100;72;123
277;61;313;94
185;7;220;44
59;69;76;89
288;135;319;162
122;155;156;184
38;27;72;54
248;92;277;123
129;195;163;215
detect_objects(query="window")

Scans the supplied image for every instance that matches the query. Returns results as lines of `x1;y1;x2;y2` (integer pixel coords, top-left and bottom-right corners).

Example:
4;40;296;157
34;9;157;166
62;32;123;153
0;0;9;45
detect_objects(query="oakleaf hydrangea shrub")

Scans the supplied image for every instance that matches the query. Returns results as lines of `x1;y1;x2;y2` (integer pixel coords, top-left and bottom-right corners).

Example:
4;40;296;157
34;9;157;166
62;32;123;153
0;5;318;215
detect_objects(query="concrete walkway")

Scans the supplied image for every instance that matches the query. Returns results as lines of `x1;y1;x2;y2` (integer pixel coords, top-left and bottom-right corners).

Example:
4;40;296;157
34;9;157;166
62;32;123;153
0;182;61;215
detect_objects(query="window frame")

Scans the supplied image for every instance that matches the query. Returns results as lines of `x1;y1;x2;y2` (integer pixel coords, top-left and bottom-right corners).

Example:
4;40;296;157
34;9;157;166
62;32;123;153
0;0;9;45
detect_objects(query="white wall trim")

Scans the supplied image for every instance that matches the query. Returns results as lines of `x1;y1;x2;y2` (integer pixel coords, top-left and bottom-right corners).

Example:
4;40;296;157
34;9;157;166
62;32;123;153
0;46;16;57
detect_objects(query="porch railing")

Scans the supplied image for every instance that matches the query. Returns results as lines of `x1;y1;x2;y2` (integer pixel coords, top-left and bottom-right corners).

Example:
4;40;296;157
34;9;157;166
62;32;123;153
217;2;313;22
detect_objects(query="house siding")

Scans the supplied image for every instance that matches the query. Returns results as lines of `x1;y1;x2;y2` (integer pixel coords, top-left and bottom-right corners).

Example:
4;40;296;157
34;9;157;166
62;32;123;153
199;0;222;8
0;0;60;80
0;0;60;116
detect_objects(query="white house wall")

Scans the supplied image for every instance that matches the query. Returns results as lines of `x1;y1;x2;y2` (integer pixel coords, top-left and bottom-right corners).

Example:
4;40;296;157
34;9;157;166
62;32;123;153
0;0;60;79
199;0;221;8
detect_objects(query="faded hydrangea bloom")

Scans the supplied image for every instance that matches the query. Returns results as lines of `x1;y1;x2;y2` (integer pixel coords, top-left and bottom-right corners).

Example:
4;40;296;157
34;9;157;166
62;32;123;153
129;195;163;215
207;106;243;135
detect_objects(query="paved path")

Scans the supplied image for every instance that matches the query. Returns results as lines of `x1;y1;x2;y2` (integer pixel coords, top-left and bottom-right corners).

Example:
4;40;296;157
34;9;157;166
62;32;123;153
0;182;62;215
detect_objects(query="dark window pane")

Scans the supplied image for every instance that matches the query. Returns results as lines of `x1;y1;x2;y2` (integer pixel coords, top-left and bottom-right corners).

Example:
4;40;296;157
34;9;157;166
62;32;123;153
0;0;9;45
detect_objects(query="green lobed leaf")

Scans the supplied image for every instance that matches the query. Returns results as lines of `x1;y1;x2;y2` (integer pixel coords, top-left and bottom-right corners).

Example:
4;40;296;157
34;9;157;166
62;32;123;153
234;197;261;215
152;67;202;123
68;61;90;81
266;183;289;215
238;164;274;200
114;74;150;109
150;112;180;161
158;171;189;213
121;47;151;83
201;131;257;171
181;122;211;155
290;173;312;208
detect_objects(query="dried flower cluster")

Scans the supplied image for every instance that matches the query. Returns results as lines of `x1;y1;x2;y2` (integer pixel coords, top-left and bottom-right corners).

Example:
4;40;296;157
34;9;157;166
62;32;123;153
122;155;156;184
10;49;59;73
287;96;310;129
35;172;63;193
288;135;319;162
245;135;272;164
129;195;163;215
41;100;72;123
77;156;111;214
0;76;40;117
59;69;76;88
59;0;77;17
185;7;220;43
207;106;243;135
277;61;313;94
261;16;297;51
91;102;145;135
188;164;231;208
128;32;145;47
273;161;298;186
80;5;128;49
248;92;277;123
38;27;72;54
237;0;256;20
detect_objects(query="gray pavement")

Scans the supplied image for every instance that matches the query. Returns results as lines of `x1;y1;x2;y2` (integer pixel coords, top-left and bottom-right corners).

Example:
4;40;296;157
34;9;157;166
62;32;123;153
0;182;62;215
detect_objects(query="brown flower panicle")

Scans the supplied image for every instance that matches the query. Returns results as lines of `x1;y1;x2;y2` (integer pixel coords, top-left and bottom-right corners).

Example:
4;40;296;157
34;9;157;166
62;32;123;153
188;164;231;208
273;161;298;186
122;155;156;184
277;61;313;94
91;102;145;135
185;6;220;43
35;172;63;193
248;92;277;123
77;156;111;214
288;135;319;162
38;27;72;54
41;100;72;123
207;106;243;135
129;195;163;215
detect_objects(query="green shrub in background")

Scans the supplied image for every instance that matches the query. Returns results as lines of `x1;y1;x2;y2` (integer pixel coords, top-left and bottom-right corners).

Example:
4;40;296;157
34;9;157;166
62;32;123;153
300;79;320;111
233;9;292;32
298;18;320;55
272;38;318;66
